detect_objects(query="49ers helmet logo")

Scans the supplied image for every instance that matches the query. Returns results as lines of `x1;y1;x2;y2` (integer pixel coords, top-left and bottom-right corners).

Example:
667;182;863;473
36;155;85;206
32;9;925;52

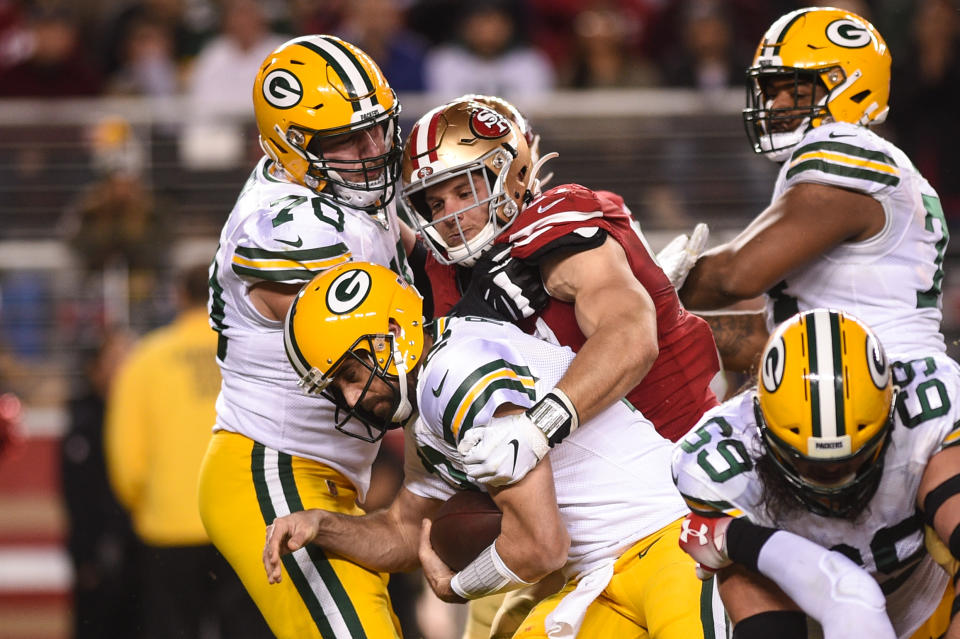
825;19;872;48
469;107;511;139
262;69;303;109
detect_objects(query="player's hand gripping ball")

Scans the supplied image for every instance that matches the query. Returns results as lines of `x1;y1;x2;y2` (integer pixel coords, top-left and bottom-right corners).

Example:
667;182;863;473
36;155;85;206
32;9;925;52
429;490;502;570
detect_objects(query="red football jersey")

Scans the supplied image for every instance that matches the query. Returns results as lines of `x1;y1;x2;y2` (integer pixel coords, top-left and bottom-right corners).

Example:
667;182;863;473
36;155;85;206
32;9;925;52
426;184;720;441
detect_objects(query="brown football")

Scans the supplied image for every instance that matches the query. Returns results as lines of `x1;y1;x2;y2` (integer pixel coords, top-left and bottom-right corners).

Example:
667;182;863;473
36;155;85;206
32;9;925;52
429;490;502;571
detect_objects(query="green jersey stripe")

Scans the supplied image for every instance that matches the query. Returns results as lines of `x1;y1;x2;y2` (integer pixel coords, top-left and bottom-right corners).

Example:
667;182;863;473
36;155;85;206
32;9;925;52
942;420;960;449
442;359;536;445
416;444;473;490
786;159;901;187
448;378;538;445
829;312;846;436
232;265;317;282
807;317;821;438
236;244;350;261
791;140;896;166
679;491;737;515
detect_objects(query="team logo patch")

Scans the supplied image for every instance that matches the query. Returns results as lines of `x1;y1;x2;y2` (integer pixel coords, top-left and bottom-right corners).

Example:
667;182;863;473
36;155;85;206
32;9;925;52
761;336;786;393
262;69;303;109
416;166;434;179
469;107;510;140
825;19;872;49
326;269;371;314
865;333;888;389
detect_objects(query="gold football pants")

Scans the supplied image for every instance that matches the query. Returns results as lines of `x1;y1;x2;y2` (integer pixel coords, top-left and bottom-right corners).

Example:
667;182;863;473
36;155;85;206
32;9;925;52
512;518;728;638
198;431;401;638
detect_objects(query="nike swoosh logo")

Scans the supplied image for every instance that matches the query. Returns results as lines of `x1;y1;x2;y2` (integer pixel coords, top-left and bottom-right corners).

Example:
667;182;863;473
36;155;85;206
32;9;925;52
276;236;304;248
637;536;660;560
431;371;448;397
828;132;854;139
508;439;520;474
537;199;563;214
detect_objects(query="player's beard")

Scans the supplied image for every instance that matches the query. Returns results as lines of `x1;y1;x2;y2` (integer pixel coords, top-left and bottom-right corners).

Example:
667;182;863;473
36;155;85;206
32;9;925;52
754;443;874;524
755;451;817;522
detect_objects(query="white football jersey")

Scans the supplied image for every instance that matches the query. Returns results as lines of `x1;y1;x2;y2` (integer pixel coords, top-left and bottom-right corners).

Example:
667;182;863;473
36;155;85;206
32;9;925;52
209;157;411;498
672;353;960;638
403;317;688;579
765;121;948;359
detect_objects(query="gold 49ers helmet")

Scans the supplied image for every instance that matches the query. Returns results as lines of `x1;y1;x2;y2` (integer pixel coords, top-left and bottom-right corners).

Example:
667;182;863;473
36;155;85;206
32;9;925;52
283;262;424;442
253;35;402;217
743;7;891;161
401;100;554;266
453;94;541;165
756;309;895;518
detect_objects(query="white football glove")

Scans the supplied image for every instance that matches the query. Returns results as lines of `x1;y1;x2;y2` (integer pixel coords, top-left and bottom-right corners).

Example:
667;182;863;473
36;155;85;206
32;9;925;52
655;222;709;289
678;512;733;580
457;413;549;487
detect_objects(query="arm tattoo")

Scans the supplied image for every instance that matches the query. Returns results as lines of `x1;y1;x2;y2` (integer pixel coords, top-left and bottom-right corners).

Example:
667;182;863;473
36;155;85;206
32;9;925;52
698;311;768;374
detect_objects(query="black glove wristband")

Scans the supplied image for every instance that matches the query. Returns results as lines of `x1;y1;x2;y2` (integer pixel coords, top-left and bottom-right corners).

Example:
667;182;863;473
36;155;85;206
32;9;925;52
525;389;579;447
725;517;779;573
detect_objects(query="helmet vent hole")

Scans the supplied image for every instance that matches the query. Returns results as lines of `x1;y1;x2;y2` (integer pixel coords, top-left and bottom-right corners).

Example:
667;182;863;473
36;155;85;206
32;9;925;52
850;90;870;103
290;60;305;66
789;427;799;434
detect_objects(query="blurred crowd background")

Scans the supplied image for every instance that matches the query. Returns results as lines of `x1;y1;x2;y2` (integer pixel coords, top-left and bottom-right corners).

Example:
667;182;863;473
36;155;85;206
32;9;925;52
0;0;956;638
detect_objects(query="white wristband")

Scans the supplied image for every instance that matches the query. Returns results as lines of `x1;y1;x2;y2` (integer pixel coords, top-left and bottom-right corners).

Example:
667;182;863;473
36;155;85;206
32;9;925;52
449;542;533;600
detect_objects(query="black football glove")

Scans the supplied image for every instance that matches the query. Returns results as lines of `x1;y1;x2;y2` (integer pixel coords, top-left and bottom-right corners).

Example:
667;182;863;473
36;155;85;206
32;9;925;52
449;246;549;322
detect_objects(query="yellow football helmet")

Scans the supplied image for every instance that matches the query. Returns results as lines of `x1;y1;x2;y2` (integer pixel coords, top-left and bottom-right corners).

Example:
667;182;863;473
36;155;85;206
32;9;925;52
283;262;424;441
253;35;402;217
401;99;551;266
756;309;894;517
743;7;891;161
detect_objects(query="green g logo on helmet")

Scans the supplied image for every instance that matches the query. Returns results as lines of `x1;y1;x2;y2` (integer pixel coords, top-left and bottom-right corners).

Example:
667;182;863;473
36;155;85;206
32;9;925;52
262;69;303;109
825;19;872;49
326;269;372;314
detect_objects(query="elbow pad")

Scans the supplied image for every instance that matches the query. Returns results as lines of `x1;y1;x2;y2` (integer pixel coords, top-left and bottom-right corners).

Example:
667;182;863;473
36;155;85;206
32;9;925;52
756;531;895;639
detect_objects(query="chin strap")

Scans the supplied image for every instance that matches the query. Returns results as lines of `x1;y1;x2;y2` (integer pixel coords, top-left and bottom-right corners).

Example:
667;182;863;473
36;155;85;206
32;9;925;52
390;344;413;423
445;222;498;267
